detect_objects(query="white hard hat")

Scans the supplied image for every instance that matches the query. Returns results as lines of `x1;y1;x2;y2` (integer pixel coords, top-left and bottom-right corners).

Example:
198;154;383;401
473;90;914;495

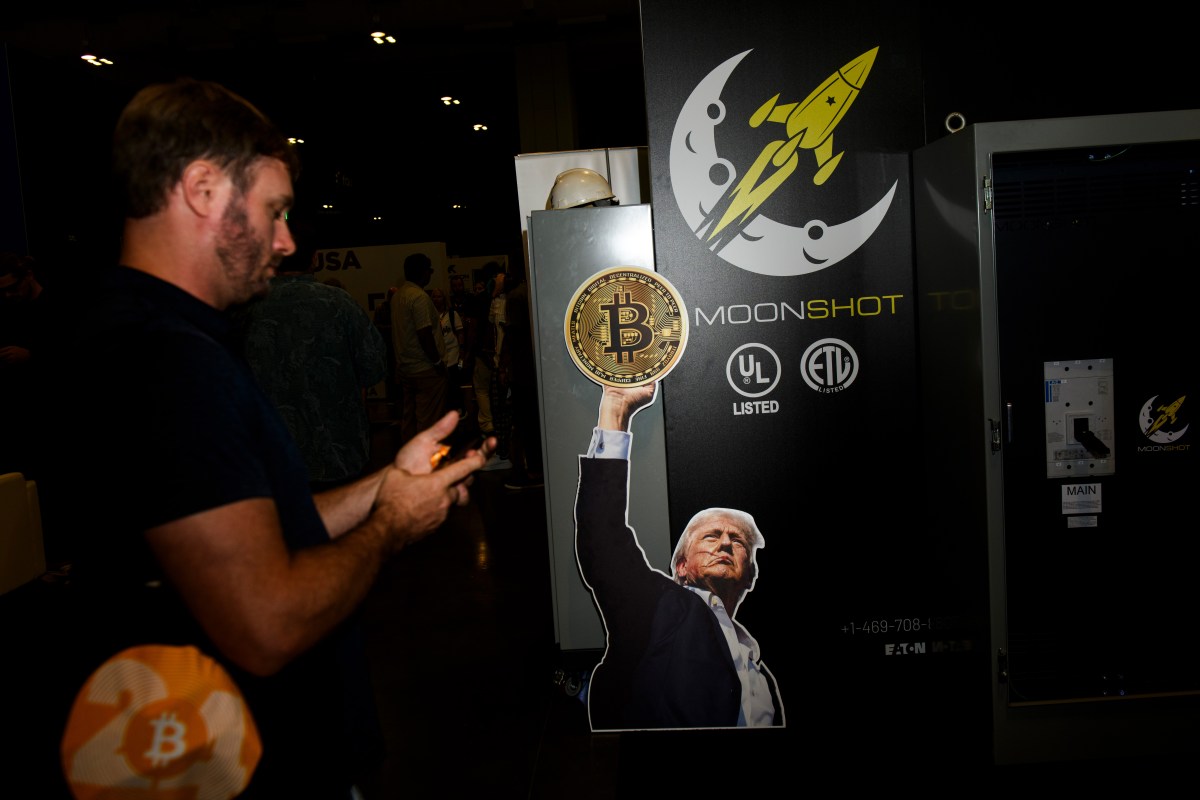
546;168;618;210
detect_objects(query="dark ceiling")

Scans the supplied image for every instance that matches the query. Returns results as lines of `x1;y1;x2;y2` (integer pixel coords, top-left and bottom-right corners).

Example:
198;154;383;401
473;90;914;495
3;2;1198;276
1;2;645;271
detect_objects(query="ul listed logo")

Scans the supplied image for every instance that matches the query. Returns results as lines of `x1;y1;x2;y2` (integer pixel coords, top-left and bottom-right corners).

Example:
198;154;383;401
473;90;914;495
726;343;781;398
800;338;859;393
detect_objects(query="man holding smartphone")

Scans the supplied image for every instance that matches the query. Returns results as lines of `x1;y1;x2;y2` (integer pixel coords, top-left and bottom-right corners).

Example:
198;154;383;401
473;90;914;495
30;78;494;798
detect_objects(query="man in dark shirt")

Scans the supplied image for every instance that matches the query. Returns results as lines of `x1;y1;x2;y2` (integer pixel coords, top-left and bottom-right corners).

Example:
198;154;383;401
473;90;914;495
30;78;492;798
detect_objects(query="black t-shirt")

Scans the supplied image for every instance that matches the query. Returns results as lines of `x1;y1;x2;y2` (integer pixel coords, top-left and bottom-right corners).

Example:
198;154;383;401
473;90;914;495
31;266;380;797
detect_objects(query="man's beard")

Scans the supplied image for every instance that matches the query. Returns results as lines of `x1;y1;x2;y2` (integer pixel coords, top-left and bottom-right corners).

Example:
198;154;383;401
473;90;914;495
215;195;275;303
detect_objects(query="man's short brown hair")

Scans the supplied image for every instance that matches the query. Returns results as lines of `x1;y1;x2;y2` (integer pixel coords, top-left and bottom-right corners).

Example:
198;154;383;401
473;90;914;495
113;78;300;219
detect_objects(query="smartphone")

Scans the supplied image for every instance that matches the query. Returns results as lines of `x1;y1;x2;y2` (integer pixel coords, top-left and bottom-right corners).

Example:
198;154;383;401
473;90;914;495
432;435;485;470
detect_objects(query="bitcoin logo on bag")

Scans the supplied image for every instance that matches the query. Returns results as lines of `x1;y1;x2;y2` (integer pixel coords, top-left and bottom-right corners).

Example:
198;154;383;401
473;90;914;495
565;266;688;387
61;645;261;800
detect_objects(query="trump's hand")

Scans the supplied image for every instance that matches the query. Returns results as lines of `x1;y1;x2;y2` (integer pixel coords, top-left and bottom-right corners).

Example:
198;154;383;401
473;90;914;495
597;383;658;432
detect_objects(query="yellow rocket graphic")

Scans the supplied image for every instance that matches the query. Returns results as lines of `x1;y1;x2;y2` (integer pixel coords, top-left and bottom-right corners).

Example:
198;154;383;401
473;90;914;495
700;46;879;249
1147;395;1185;436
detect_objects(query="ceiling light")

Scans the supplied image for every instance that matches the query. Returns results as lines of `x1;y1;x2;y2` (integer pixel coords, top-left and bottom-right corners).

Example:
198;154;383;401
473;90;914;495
81;54;114;67
370;31;395;44
287;137;305;145
473;124;487;131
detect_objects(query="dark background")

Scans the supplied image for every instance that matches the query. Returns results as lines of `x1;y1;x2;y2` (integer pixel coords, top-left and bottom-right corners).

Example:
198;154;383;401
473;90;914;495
3;0;1198;783
3;1;1198;285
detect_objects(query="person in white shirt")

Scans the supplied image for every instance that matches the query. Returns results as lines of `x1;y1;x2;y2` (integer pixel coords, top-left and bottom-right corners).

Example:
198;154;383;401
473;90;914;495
429;287;465;414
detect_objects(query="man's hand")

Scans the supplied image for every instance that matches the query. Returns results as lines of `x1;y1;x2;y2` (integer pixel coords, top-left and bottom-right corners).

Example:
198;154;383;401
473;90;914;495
597;383;658;432
145;411;495;677
392;410;496;508
393;411;467;473
371;459;478;554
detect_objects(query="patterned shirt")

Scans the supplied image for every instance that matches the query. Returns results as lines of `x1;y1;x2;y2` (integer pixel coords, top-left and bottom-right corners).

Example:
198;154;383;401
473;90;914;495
241;274;387;483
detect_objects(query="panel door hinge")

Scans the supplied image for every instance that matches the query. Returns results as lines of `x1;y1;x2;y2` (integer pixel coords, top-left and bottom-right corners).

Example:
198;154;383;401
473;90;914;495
997;649;1009;684
982;175;993;213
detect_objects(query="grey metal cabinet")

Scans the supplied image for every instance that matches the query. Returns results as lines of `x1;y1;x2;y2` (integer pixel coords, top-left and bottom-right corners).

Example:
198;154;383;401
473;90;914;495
913;110;1200;764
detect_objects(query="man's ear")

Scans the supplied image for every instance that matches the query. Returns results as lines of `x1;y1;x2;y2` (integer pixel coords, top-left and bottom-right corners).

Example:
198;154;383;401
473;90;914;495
179;159;226;217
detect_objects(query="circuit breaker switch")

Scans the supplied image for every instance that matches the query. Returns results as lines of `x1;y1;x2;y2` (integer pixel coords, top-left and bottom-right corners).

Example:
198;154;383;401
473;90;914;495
1072;416;1111;458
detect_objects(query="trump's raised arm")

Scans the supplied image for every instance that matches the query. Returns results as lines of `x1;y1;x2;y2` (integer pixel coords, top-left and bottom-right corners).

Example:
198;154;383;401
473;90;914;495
597;383;658;433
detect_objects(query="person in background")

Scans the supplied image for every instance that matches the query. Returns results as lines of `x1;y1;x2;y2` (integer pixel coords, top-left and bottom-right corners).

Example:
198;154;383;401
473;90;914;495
447;272;476;423
0;252;47;480
464;261;502;457
389;252;445;445
498;264;543;490
448;272;470;323
373;285;401;413
0;252;60;566
429;286;465;417
0;251;45;369
237;233;388;491
482;267;512;470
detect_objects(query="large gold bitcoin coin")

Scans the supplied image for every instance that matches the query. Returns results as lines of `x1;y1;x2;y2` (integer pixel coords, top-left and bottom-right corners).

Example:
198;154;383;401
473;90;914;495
565;266;688;387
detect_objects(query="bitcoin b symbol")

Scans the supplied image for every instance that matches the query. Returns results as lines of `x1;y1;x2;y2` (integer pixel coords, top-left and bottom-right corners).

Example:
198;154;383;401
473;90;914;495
145;711;188;767
601;291;653;363
122;697;207;778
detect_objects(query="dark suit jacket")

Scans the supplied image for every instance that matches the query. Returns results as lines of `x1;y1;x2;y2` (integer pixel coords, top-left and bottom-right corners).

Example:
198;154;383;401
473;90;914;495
574;457;783;730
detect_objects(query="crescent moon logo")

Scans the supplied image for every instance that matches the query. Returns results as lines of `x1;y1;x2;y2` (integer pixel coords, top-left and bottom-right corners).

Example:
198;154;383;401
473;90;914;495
1138;394;1189;443
669;48;896;277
